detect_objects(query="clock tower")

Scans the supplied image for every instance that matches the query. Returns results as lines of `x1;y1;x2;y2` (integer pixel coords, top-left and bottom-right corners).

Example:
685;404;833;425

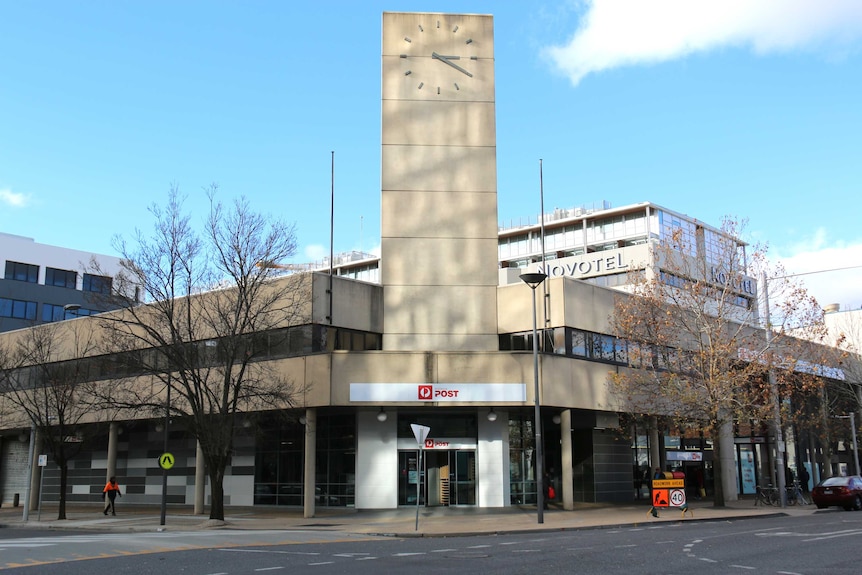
381;12;498;352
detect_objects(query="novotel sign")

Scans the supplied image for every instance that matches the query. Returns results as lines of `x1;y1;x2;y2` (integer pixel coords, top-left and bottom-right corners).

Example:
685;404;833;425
350;383;527;403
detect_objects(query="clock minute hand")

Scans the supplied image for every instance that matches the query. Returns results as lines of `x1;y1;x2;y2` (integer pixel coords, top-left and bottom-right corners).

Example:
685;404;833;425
431;52;473;77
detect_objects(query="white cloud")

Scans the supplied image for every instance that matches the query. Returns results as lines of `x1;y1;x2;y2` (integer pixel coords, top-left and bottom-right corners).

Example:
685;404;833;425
0;188;30;208
772;230;862;312
545;0;862;85
304;244;327;262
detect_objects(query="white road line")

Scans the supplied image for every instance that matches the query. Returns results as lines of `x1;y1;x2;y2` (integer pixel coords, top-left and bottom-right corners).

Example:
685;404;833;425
512;549;542;553
777;572;803;575
614;544;637;548
308;562;334;566
730;565;755;570
218;548;320;556
467;545;492;548
254;568;285;572
699;557;718;563
393;552;426;556
430;548;457;552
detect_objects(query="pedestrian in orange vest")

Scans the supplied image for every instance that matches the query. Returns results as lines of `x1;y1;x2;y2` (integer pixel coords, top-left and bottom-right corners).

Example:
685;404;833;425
102;476;122;516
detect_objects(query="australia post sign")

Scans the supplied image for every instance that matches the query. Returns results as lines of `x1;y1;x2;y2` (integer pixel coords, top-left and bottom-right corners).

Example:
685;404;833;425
350;383;527;403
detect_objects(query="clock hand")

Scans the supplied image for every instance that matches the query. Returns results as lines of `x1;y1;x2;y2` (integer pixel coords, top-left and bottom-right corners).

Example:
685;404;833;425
431;52;473;77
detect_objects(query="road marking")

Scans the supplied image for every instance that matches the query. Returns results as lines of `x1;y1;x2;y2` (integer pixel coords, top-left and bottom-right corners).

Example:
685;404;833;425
254;568;285;572
393;552;426;556
699;557;718;563
431;548;457;552
730;565;755;570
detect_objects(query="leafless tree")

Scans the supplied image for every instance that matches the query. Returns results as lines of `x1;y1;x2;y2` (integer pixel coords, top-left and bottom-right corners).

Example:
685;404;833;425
610;218;827;506
0;321;101;519
91;185;305;521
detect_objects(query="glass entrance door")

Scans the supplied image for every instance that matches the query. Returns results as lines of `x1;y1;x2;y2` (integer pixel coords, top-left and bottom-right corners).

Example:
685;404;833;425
397;450;477;506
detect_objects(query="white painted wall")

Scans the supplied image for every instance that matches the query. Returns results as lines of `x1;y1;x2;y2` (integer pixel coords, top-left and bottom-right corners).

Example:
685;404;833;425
478;409;509;507
355;409;398;509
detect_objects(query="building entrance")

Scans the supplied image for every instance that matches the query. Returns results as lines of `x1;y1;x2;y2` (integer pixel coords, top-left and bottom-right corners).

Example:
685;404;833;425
398;450;476;506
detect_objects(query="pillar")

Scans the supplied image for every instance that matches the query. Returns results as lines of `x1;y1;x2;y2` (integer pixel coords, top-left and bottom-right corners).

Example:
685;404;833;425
106;422;118;481
560;409;574;510
303;408;317;519
194;441;205;514
648;416;661;472
27;428;42;512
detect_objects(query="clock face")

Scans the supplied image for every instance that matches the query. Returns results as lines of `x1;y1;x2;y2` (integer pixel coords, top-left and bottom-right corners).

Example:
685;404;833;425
400;18;476;95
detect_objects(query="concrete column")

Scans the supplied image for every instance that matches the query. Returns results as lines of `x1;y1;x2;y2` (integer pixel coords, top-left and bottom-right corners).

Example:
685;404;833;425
560;410;574;510
194;441;205;514
106;422;118;481
303;408;317;519
27;428;43;511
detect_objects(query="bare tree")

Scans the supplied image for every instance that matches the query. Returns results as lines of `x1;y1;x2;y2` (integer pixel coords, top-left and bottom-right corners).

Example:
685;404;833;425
610;218;826;506
92;185;304;521
0;321;101;519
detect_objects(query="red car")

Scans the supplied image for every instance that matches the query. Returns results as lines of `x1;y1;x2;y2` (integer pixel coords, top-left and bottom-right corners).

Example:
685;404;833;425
811;475;862;511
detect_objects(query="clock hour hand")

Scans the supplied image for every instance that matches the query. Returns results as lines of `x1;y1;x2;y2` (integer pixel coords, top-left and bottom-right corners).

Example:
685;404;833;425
432;52;473;77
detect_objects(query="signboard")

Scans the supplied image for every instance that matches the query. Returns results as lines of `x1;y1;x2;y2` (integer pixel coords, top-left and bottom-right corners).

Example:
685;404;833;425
666;451;703;461
158;452;175;470
652;478;686;508
38;454;47;467
350;383;526;403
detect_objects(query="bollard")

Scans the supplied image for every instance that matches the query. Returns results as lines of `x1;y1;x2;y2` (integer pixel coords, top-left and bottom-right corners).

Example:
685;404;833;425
13;493;19;507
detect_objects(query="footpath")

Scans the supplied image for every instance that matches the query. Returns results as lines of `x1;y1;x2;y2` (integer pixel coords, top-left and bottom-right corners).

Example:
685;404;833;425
0;497;818;538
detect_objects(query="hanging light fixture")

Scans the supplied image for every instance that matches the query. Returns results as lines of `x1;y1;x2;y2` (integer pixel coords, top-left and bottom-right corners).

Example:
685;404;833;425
377;408;388;422
487;408;498;422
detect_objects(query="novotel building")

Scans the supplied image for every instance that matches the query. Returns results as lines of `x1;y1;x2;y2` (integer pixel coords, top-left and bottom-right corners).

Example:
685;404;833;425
1;12;760;514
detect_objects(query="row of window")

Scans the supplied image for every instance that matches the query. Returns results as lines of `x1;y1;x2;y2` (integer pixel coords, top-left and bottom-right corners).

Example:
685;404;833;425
0;298;95;322
4;261;112;293
499;325;701;373
5;324;383;390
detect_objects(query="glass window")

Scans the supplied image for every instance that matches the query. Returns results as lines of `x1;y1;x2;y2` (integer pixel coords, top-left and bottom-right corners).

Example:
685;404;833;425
0;297;37;320
46;267;78;288
42;304;65;322
4;261;39;283
82;273;112;294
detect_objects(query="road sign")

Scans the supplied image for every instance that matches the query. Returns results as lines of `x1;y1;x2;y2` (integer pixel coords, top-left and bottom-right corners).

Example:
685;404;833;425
159;452;175;470
38;454;47;467
669;489;686;507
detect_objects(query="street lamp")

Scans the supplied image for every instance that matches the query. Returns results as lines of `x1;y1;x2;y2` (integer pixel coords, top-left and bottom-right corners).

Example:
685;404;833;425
834;413;861;476
520;271;547;524
62;303;80;320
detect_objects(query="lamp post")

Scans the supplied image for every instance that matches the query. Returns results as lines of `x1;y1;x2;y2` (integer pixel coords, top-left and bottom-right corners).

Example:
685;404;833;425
159;373;171;526
520;271;547;524
834;413;861;476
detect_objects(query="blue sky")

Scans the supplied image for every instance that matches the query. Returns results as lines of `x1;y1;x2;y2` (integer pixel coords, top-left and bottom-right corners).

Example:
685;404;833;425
2;1;861;309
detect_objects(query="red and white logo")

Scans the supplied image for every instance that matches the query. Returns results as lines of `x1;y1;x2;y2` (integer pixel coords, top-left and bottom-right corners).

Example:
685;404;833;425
424;438;434;449
418;385;433;400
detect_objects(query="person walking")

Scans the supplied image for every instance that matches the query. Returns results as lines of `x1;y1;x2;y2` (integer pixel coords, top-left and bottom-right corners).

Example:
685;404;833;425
102;476;122;516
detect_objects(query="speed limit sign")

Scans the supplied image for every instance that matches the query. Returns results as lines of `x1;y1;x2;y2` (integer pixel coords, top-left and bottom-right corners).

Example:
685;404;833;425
669;489;686;507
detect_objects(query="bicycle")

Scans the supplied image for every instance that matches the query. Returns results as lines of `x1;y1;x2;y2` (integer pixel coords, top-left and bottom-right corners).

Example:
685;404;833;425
787;481;810;506
755;484;779;506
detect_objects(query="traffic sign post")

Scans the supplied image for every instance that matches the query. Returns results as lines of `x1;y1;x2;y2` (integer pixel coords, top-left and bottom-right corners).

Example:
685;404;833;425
649;473;693;518
410;424;431;531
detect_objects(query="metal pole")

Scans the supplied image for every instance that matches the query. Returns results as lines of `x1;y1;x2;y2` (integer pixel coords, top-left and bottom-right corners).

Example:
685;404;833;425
531;284;545;524
761;272;787;507
415;447;422;531
851;412;860;477
160;375;171;526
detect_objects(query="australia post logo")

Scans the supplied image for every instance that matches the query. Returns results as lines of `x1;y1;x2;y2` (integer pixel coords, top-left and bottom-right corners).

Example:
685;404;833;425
418;385;460;400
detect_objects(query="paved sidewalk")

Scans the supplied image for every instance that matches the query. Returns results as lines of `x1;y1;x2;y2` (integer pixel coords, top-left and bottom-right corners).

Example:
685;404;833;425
0;498;816;537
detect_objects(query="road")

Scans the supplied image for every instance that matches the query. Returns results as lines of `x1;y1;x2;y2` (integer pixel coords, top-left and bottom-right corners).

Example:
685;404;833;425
1;510;860;574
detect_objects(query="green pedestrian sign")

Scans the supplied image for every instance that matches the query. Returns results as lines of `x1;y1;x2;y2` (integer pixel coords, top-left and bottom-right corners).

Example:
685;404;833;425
159;452;175;470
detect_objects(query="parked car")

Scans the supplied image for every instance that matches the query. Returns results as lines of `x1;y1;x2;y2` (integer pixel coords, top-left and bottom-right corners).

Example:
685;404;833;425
811;475;862;511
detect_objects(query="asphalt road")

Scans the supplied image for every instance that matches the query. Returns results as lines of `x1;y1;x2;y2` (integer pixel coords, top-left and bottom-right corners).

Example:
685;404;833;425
1;510;861;574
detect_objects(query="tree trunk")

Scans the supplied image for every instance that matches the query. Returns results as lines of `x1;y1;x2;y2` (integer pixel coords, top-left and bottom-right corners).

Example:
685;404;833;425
58;464;68;520
208;468;225;521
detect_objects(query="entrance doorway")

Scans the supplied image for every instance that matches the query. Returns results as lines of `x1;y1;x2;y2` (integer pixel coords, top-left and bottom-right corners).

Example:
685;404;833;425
398;450;476;506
